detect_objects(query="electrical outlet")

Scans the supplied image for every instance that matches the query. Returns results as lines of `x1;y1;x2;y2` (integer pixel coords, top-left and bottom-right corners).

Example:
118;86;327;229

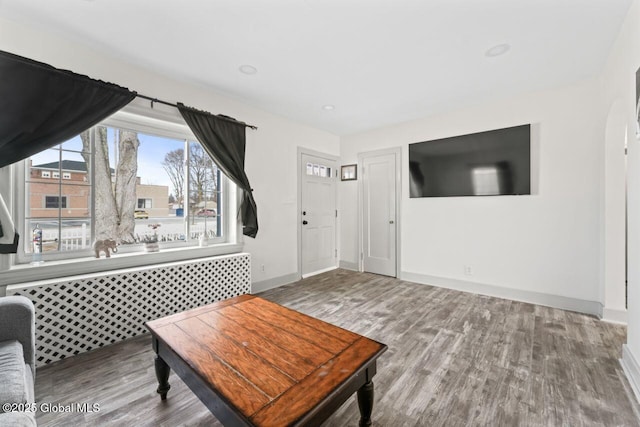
464;265;472;276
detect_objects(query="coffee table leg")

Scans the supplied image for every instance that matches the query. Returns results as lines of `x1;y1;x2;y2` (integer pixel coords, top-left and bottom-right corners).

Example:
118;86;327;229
357;380;374;427
154;355;171;400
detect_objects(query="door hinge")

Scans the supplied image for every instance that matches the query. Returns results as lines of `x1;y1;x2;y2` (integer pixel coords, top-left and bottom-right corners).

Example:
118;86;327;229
360;252;364;260
335;249;337;258
335;209;338;218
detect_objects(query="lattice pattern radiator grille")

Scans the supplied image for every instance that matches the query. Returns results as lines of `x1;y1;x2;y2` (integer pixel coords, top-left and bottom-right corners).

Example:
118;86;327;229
7;253;251;366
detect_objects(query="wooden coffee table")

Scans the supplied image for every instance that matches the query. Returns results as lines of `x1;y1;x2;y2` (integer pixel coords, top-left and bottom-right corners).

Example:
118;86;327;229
146;294;387;426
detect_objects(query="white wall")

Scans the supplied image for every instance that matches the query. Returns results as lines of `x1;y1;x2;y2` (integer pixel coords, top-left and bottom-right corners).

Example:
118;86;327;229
600;0;640;400
0;17;340;287
341;78;606;312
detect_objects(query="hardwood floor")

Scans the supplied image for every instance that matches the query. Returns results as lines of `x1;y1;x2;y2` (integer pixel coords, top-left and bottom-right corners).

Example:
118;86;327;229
35;269;640;426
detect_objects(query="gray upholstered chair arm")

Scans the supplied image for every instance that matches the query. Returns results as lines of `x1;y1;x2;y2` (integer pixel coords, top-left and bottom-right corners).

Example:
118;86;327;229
0;296;35;378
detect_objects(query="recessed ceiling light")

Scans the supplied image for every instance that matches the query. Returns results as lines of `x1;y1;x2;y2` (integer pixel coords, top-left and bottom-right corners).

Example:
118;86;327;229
239;64;257;75
322;104;335;111
485;43;511;57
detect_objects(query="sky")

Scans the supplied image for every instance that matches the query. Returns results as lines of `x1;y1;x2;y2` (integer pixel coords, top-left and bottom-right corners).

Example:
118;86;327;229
131;131;183;188
30;127;187;193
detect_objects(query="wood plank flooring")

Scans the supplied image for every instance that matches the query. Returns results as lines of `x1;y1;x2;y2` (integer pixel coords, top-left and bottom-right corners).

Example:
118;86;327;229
34;269;640;426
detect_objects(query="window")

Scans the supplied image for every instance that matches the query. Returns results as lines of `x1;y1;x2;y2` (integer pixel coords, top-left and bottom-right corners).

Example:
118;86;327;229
137;198;152;209
21;119;231;259
26;138;91;254
44;196;67;209
306;162;332;178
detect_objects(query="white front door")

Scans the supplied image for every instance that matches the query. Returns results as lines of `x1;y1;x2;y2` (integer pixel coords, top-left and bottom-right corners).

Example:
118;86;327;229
362;151;398;277
301;153;337;277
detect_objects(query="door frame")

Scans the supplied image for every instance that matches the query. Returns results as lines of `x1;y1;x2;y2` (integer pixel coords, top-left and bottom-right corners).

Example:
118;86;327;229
358;147;402;277
297;147;339;279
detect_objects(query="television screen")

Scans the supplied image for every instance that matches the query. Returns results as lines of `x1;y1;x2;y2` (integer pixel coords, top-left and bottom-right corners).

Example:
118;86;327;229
409;124;531;198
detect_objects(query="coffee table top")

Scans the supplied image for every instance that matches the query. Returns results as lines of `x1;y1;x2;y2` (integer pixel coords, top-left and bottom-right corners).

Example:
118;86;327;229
146;294;387;426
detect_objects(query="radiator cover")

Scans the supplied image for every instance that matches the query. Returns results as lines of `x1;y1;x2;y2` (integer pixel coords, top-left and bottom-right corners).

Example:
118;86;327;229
6;253;251;366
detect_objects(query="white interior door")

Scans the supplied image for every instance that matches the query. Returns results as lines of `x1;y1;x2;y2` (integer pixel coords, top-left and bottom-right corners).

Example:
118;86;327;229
362;152;398;277
301;153;337;277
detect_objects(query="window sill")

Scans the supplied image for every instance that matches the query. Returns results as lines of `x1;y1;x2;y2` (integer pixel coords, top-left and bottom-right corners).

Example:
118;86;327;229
0;243;244;287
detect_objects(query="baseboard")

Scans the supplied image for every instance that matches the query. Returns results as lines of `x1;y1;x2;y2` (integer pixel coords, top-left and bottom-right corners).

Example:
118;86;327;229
601;307;628;324
251;272;300;293
301;266;337;279
339;260;359;271
621;345;640;404
400;271;601;316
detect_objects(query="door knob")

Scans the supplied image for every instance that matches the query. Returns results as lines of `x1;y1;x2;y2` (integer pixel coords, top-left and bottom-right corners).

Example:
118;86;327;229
302;220;308;225
389;220;395;224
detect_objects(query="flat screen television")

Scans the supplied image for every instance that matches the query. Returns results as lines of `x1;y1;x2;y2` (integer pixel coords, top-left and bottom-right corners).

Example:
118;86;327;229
409;124;531;198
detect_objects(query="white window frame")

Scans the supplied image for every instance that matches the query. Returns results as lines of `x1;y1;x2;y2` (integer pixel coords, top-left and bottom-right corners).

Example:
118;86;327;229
52;171;60;179
41;170;50;178
9;100;243;275
62;172;71;180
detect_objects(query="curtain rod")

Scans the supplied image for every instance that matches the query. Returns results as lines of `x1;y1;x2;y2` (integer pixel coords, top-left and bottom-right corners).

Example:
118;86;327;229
136;94;258;130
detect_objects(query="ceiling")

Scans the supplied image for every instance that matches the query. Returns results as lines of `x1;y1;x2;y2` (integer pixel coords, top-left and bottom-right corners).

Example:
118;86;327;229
0;0;634;135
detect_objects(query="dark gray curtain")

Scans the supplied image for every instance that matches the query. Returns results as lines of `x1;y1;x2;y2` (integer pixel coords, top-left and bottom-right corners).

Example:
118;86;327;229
0;50;136;168
0;50;136;253
178;104;258;238
0;233;19;254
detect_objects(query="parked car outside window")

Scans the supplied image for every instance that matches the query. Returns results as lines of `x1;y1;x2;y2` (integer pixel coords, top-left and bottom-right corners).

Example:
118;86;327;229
196;209;216;217
134;210;149;219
